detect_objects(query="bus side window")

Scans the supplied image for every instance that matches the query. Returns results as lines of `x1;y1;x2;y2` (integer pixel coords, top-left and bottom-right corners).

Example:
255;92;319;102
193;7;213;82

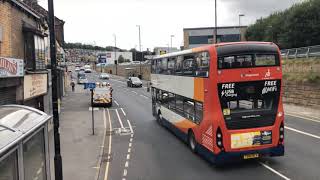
175;56;183;75
175;95;184;116
156;89;161;103
168;93;176;110
160;58;168;74
183;54;196;76
156;59;162;74
184;98;195;121
195;102;203;124
168;57;176;75
195;52;210;77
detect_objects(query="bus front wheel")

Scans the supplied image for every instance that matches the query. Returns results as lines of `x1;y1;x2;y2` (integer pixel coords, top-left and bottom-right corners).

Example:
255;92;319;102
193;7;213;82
188;131;197;153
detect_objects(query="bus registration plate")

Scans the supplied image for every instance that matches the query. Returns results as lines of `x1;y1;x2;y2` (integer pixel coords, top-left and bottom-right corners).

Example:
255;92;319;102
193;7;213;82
243;154;259;159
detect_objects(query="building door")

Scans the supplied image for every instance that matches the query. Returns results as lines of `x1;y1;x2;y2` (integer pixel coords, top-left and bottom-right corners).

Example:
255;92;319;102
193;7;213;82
0;87;17;105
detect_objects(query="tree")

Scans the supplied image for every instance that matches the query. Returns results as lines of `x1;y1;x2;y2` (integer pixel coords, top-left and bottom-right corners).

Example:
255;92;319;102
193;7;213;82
246;0;320;49
118;55;125;64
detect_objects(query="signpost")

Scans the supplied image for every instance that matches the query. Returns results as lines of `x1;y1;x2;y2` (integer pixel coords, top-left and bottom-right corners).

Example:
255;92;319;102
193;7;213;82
84;83;96;135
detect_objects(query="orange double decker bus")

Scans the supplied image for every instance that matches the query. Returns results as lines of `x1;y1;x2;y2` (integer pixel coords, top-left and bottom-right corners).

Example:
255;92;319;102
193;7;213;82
151;42;284;164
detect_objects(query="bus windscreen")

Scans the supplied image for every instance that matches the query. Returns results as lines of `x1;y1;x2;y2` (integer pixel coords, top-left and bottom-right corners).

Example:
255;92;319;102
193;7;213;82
218;80;281;130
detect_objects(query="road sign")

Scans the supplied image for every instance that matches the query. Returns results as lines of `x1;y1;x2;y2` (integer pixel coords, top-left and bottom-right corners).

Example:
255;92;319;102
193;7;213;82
84;83;96;90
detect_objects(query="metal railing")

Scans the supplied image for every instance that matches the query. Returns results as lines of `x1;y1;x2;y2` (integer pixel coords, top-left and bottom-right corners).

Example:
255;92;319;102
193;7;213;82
281;45;320;59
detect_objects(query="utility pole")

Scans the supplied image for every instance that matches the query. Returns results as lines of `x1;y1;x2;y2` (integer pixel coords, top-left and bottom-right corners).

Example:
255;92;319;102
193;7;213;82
48;0;63;179
214;0;218;44
113;34;117;75
170;35;174;53
136;25;142;78
239;14;245;41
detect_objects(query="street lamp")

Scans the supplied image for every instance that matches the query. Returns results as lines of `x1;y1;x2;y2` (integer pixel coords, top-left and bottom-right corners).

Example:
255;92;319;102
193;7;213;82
136;25;142;78
48;0;63;179
214;0;218;44
238;14;245;41
113;34;117;75
170;35;175;53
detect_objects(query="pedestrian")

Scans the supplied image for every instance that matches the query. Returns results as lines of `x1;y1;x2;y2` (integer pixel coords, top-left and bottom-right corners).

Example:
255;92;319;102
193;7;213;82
70;80;75;92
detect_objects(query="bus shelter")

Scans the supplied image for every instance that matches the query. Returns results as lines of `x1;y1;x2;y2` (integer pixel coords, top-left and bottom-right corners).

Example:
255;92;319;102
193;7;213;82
0;105;52;180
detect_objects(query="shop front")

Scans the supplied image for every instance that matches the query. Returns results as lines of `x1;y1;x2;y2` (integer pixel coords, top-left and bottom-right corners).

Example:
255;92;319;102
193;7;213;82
0;57;24;105
23;73;48;111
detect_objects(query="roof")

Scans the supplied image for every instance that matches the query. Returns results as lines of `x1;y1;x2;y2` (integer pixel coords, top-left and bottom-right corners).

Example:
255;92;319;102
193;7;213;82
6;0;40;19
0;105;51;155
183;26;248;31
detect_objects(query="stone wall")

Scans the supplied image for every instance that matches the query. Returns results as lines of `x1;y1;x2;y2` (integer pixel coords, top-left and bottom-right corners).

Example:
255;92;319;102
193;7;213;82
283;82;320;109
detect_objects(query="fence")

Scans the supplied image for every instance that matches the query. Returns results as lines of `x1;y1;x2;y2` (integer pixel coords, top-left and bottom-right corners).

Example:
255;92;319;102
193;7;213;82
281;45;320;59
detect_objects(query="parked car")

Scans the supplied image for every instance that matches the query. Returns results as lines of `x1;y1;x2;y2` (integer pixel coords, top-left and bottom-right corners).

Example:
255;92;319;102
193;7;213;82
80;67;85;71
85;68;92;73
127;77;142;87
75;67;80;72
99;73;110;79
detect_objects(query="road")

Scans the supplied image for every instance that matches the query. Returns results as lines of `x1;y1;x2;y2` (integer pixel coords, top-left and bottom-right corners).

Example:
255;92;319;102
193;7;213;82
77;70;320;180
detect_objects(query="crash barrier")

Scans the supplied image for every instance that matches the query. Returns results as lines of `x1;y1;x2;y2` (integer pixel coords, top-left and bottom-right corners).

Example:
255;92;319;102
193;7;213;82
281;45;320;59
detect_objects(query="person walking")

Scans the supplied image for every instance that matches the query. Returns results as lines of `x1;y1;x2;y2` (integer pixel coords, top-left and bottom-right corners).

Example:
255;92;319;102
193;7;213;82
70;80;75;92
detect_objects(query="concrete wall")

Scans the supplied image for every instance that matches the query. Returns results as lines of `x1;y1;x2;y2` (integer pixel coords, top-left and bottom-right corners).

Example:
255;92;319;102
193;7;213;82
102;64;151;80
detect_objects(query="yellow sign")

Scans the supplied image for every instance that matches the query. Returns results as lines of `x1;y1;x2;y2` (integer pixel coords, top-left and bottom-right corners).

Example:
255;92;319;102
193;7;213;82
231;131;261;149
223;109;231;116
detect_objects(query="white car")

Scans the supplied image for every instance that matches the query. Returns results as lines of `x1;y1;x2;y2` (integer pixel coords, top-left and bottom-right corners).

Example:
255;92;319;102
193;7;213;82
75;67;80;72
99;73;110;79
78;77;88;84
85;68;92;73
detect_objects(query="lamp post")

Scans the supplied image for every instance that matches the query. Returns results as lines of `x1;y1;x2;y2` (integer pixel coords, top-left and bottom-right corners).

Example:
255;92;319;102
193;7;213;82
170;35;174;53
238;14;245;41
113;34;117;75
48;0;63;179
214;0;218;43
136;25;142;78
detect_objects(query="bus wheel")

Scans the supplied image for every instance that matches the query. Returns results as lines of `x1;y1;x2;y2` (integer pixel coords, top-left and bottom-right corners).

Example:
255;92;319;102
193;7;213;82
188;131;197;153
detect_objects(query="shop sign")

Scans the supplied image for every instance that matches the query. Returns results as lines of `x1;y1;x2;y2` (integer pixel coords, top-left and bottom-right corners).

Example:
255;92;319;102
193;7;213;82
24;74;48;100
0;57;24;78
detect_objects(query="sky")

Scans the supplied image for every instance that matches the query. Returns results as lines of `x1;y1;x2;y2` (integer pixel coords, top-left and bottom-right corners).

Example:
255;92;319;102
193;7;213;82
38;0;304;51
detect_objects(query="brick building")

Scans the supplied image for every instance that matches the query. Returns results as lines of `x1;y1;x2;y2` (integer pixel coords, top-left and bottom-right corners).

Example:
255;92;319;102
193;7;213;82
0;0;65;114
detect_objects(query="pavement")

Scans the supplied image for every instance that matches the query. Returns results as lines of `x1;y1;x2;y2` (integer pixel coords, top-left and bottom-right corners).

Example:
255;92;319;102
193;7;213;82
59;70;320;180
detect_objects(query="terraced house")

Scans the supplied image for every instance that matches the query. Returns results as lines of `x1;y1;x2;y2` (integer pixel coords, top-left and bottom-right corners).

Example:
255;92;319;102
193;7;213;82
0;0;65;114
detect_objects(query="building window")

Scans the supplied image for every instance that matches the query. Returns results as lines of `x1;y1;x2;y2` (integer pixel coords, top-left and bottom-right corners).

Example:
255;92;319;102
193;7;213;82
23;130;47;180
0;151;19;180
34;36;46;70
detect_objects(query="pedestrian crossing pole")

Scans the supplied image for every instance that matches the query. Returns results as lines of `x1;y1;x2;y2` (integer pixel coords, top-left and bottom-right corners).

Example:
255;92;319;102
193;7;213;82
48;0;63;179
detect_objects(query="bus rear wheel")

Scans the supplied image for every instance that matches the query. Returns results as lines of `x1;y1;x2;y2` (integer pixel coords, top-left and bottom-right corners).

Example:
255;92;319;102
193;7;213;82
188;131;197;153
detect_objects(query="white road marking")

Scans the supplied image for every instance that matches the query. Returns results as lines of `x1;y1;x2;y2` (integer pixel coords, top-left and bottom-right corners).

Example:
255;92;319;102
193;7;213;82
94;109;108;180
121;108;126;116
125;161;129;168
140;94;149;99
127;120;134;134
286;113;320;123
122;178;126;180
285;126;320;139
131;134;134;138
104;109;113;180
126;154;130;160
129;143;132;147
259;162;291;180
123;169;127;177
114;100;120;106
115;109;124;128
128;148;131;153
130;138;133;142
132;91;138;95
